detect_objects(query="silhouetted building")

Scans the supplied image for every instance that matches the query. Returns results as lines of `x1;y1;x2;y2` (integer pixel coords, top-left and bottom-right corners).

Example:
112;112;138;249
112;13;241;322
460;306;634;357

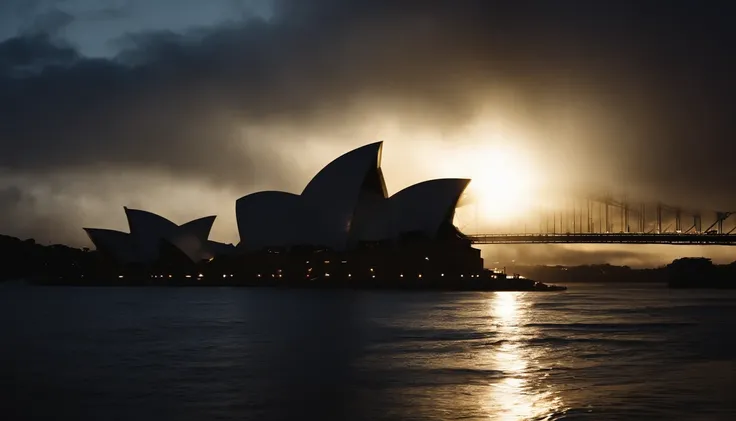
83;142;483;280
84;207;235;266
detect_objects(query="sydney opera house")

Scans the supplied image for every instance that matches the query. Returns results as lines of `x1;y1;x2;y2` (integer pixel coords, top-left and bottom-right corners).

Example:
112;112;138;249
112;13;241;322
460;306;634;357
84;208;235;267
83;142;484;283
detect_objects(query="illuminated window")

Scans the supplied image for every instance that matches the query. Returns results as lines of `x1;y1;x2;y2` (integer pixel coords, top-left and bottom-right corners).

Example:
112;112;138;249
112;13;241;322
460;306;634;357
341;260;348;264
185;275;192;278
118;275;124;279
325;273;330;277
324;260;330;264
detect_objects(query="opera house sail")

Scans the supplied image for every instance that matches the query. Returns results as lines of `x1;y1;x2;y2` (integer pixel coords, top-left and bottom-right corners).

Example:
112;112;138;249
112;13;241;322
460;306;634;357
83;141;484;282
84;208;235;268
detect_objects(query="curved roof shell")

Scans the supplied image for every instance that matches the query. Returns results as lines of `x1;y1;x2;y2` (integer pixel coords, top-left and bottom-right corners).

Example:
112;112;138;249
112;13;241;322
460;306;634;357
346;194;392;244
167;215;217;262
86;143;472;262
388;178;470;240
234;143;471;250
83;228;140;263
236;191;306;251
300;141;387;250
124;207;178;261
86;209;220;264
124;207;178;235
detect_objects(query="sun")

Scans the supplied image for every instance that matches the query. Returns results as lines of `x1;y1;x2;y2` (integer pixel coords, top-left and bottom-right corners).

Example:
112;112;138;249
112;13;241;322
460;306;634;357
453;143;538;227
416;130;542;231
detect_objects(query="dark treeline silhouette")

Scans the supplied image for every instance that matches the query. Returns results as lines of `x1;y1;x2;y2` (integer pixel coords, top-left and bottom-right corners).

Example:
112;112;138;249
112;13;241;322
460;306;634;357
516;264;667;284
0;234;94;282
517;258;736;288
665;257;736;289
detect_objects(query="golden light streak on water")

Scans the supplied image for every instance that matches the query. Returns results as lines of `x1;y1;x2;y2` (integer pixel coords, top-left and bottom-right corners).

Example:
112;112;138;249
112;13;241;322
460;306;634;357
483;292;566;420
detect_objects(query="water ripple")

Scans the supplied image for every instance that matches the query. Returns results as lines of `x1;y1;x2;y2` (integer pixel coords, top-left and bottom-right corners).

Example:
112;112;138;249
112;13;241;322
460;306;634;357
0;284;735;420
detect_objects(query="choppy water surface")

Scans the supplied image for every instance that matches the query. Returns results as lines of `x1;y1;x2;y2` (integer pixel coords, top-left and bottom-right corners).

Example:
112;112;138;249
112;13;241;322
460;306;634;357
1;284;735;420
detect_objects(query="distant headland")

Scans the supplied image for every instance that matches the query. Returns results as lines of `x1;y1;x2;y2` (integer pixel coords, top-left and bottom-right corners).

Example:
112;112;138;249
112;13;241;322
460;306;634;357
516;258;736;289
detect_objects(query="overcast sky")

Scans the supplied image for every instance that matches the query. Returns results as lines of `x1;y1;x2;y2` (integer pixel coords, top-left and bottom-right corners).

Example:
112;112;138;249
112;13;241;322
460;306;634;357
1;0;734;267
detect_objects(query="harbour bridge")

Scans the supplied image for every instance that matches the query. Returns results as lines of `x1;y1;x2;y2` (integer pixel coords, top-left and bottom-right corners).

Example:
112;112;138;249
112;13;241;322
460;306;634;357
465;195;736;246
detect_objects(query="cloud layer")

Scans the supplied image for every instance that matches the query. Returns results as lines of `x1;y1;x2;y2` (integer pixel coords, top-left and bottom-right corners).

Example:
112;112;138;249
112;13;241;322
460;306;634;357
1;0;734;265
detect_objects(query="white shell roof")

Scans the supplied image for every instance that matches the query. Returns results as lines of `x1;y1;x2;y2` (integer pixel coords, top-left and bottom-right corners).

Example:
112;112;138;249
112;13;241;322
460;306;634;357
83;228;140;263
388;178;470;239
301;141;387;250
85;142;471;259
85;209;220;263
234;142;470;250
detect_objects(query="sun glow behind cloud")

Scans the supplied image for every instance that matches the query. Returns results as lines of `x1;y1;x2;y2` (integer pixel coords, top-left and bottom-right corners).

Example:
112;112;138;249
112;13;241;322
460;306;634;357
418;118;549;233
463;143;538;224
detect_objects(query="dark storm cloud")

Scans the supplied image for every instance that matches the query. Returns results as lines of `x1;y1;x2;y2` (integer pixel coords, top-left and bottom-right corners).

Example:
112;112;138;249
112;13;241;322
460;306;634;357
0;183;85;243
21;8;75;35
0;0;734;204
0;185;46;240
83;5;133;21
0;186;26;210
0;34;79;71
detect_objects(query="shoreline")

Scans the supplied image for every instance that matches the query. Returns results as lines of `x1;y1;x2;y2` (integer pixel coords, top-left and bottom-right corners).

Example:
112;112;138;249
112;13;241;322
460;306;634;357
28;276;568;292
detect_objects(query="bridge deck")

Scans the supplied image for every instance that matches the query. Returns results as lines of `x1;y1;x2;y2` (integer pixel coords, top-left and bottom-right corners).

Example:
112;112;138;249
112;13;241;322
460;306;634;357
468;233;736;245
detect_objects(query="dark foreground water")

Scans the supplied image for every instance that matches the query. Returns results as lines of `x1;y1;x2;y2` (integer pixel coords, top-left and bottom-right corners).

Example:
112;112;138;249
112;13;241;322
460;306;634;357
1;284;735;420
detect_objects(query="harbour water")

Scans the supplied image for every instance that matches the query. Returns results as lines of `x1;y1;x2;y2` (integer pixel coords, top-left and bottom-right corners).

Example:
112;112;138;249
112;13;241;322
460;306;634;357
1;283;735;420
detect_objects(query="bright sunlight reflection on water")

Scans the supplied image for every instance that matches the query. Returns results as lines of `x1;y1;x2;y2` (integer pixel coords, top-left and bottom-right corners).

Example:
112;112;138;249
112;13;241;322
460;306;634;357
484;292;565;420
5;286;735;420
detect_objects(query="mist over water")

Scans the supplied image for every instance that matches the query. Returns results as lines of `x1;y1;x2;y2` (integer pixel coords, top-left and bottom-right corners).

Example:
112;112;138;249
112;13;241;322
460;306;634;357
1;284;735;420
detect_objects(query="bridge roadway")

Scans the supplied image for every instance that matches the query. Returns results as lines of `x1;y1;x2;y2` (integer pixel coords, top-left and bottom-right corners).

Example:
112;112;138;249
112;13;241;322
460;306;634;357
468;233;736;246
